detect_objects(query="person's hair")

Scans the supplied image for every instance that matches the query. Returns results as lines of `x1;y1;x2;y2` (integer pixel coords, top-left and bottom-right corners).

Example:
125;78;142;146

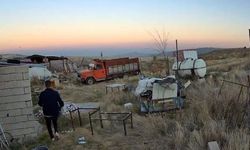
45;80;52;88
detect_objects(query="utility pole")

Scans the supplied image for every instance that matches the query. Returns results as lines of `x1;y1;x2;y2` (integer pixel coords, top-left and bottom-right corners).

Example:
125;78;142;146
175;39;179;78
101;51;103;59
247;75;250;130
248;29;250;48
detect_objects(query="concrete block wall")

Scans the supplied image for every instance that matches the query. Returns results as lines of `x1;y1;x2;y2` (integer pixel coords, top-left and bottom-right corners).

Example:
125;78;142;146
0;65;40;140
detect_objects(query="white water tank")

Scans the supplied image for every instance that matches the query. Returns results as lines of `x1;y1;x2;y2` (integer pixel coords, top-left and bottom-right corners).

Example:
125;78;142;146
172;58;206;78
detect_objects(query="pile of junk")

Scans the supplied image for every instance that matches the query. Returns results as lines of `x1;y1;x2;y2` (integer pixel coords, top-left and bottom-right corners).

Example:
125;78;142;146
135;75;191;113
134;50;206;113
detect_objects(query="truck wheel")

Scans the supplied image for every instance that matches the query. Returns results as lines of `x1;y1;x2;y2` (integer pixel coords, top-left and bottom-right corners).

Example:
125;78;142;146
81;79;85;84
86;77;95;85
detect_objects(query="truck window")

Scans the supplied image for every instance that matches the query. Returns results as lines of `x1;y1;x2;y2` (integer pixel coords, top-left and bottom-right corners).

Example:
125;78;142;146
96;64;103;70
88;63;95;70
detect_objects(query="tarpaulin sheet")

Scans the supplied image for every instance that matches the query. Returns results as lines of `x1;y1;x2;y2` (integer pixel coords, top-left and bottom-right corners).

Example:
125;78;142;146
152;83;177;100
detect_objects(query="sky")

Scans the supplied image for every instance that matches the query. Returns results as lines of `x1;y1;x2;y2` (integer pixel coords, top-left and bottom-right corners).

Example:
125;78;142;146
0;0;250;55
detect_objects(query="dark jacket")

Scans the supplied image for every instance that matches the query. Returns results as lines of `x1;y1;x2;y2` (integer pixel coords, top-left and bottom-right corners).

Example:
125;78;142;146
38;88;64;117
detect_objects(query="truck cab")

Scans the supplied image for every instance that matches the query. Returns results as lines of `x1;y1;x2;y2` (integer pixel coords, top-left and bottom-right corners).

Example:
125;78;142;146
80;62;106;84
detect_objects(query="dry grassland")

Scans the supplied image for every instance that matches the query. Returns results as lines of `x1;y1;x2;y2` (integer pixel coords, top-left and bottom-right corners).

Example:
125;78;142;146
14;48;250;150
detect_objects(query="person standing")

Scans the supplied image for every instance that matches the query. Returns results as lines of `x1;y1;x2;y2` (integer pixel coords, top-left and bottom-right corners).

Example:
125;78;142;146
38;80;64;141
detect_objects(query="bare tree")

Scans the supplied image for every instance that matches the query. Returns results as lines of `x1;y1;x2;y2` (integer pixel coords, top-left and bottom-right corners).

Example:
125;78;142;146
148;29;170;76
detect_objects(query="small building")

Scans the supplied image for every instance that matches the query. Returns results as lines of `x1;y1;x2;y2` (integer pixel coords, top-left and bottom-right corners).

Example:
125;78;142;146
0;65;40;141
26;54;76;73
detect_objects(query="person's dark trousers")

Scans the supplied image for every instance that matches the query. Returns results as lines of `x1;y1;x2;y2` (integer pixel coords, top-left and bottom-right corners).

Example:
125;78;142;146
44;116;58;139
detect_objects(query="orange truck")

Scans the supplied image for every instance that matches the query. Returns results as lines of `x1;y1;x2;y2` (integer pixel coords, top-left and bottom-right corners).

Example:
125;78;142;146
79;57;140;84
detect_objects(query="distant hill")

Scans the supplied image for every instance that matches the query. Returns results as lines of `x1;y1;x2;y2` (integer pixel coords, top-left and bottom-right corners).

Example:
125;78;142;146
195;47;219;55
0;54;27;60
113;47;219;58
200;47;250;60
154;47;219;57
113;51;156;57
0;47;233;59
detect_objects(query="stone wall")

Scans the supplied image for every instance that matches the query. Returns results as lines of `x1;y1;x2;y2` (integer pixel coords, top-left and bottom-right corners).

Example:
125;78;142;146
0;65;39;140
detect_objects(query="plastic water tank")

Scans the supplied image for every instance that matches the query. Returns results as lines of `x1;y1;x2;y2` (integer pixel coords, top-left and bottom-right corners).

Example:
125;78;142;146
172;58;206;78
